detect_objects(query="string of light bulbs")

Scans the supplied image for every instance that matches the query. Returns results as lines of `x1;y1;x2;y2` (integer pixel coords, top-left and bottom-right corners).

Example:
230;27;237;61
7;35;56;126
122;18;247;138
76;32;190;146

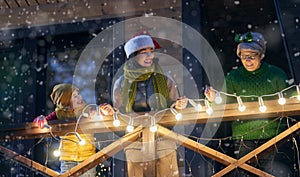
112;107;170;133
198;84;300;114
39;84;300;158
27;104;300;176
70;84;300;134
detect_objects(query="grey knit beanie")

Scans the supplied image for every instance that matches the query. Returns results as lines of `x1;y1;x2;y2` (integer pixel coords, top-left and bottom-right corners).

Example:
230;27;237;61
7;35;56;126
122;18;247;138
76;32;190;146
236;32;266;57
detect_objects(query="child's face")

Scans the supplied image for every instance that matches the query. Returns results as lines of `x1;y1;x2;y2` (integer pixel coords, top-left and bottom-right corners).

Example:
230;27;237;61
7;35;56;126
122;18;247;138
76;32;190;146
70;89;83;109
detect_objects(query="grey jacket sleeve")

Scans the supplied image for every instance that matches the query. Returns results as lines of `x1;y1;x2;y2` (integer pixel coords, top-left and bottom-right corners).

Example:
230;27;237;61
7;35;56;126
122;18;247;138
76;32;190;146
166;74;180;102
112;76;124;109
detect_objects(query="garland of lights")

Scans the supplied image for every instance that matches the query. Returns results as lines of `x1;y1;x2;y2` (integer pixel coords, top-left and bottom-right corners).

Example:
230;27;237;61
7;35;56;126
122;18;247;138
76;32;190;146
203;84;300;113
41;84;300;158
113;108;170;133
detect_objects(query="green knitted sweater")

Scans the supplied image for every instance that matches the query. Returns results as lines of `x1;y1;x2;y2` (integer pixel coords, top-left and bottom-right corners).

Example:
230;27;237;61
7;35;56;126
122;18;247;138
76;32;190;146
224;62;288;140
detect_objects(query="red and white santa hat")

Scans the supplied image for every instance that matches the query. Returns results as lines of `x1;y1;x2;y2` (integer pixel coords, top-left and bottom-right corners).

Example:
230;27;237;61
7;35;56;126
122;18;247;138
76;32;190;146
124;35;155;58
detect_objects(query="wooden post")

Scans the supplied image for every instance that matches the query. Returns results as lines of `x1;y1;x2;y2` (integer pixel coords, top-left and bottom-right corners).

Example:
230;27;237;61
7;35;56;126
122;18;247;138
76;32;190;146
142;127;156;177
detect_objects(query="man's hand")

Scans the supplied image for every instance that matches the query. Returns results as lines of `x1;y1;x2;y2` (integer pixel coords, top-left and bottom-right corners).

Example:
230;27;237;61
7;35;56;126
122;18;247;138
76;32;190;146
204;86;216;102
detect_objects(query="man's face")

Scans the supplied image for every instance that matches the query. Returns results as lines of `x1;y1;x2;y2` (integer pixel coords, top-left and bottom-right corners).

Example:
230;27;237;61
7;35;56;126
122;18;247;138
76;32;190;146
240;49;263;72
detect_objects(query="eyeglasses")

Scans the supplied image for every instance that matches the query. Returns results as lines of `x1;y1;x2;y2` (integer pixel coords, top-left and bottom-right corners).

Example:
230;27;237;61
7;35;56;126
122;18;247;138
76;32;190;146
240;53;259;60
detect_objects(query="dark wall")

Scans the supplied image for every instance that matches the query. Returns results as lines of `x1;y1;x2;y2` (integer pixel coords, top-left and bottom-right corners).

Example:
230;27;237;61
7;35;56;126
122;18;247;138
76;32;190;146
276;0;300;82
201;0;292;80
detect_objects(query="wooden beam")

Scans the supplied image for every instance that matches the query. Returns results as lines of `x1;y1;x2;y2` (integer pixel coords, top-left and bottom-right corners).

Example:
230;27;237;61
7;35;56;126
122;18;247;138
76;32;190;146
37;0;47;4
0;0;9;8
15;0;29;7
0;115;132;141
157;125;274;177
0;0;181;29
0;98;299;141
5;0;19;8
25;0;39;6
0;145;60;176
158;97;300;126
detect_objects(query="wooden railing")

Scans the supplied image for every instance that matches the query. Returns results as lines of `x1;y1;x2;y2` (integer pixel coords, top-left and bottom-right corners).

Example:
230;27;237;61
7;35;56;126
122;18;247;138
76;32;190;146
0;98;299;176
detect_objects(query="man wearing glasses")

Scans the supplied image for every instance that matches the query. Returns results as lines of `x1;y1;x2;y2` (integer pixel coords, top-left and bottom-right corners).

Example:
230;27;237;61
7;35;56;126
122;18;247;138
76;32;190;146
205;32;294;176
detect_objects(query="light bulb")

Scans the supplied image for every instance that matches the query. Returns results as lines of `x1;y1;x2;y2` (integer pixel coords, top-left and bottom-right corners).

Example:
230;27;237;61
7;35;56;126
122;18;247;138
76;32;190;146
150;116;157;132
93;107;103;120
150;125;158;132
278;98;286;105
126;126;134;132
126;118;134;132
259;105;267;112
205;100;213;115
126;125;134;132
170;107;183;121
195;104;202;111
258;97;267;112
175;113;183;120
75;132;86;146
278;92;286;105
53;149;61;157
113;119;120;127
94;114;103;120
113;113;120;127
214;92;222;104
237;96;246;112
82;113;89;118
188;99;202;111
238;105;246;112
206;107;213;115
79;139;86;146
